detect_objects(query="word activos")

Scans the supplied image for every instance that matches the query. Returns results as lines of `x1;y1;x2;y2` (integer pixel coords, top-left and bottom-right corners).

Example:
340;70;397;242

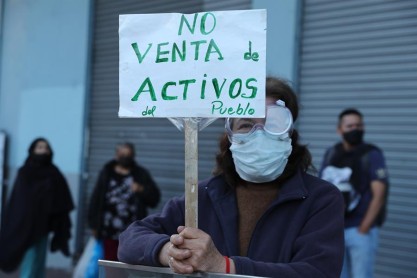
131;76;258;101
133;76;258;117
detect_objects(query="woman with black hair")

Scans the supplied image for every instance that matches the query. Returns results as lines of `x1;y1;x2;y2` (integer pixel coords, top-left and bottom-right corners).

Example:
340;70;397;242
118;77;344;278
0;138;74;277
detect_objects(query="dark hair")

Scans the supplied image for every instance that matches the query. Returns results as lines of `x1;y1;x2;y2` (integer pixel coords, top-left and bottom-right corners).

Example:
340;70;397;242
213;77;313;187
116;142;136;157
338;108;363;126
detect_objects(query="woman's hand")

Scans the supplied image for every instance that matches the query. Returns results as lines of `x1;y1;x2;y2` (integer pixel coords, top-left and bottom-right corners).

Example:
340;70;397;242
159;226;227;274
131;181;144;193
158;234;193;273
174;226;226;274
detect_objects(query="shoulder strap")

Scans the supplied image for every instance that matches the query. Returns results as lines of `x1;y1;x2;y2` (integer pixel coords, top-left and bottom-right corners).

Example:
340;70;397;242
323;143;343;166
360;144;377;173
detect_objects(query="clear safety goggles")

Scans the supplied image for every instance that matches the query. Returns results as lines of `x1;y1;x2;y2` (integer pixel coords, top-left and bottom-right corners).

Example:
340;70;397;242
226;100;293;144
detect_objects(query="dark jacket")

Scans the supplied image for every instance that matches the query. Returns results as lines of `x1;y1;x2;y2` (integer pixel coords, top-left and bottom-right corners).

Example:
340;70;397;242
320;142;389;227
0;164;74;272
118;170;344;278
88;160;160;238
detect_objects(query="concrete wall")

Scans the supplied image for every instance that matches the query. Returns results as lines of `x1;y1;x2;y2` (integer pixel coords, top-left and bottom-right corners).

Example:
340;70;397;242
0;0;91;270
252;0;300;83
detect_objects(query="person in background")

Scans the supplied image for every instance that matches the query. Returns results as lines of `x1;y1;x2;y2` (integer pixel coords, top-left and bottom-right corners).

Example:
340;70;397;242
88;142;160;261
0;138;74;277
117;77;345;277
320;108;389;278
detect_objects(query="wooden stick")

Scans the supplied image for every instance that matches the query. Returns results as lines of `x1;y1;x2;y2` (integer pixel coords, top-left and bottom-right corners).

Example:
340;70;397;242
184;118;198;228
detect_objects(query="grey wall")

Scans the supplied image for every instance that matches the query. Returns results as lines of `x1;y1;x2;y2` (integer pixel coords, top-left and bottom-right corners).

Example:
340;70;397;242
252;0;300;81
298;1;417;277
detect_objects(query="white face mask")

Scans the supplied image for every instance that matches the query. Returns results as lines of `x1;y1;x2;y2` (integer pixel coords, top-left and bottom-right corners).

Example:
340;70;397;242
230;130;292;183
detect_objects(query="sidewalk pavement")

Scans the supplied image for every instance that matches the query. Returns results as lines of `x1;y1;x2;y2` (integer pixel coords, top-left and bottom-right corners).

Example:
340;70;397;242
0;268;72;278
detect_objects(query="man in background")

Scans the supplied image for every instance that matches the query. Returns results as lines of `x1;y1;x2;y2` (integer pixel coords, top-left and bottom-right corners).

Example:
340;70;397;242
320;108;389;278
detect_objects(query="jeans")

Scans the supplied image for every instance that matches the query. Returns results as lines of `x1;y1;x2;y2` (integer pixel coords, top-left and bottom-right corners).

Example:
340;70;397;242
341;227;379;278
20;236;48;278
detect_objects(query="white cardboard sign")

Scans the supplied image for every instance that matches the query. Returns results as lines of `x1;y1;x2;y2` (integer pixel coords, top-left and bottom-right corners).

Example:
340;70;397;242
119;10;266;118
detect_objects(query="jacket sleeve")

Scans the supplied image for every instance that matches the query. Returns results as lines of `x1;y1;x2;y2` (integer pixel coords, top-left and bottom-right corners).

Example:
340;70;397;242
50;169;74;256
50;214;72;256
118;196;185;265
232;186;345;278
134;167;160;208
87;168;106;230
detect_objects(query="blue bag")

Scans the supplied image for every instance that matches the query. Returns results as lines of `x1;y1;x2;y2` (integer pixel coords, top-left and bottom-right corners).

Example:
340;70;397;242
72;237;104;278
85;238;104;278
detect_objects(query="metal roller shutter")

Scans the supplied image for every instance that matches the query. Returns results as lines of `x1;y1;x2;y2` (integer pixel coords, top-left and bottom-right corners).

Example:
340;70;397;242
78;0;250;250
298;0;417;277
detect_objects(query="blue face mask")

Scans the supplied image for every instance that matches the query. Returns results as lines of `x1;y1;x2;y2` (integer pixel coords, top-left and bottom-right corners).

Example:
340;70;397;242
230;130;292;183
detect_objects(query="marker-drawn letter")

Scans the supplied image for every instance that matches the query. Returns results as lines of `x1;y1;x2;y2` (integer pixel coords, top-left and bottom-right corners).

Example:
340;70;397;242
131;43;152;64
178;14;198;35
131;78;157;101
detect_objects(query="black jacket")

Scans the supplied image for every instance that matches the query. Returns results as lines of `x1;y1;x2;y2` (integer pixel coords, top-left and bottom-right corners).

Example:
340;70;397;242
88;160;160;238
0;163;74;272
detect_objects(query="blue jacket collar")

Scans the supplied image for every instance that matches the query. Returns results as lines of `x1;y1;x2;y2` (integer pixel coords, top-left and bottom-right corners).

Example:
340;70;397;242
203;170;309;255
205;170;309;203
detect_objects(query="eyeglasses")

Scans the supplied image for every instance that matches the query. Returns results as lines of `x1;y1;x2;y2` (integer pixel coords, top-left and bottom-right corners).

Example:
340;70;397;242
226;100;293;144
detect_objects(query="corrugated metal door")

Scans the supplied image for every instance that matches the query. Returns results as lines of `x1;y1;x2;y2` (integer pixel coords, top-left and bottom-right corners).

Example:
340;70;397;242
79;0;251;250
298;0;417;277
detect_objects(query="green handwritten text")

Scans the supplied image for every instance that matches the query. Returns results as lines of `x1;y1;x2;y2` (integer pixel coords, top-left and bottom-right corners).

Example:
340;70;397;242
211;101;255;116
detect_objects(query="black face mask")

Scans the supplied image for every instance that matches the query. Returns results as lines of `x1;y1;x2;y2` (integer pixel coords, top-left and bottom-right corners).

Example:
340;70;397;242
343;129;364;146
118;156;134;168
31;154;51;165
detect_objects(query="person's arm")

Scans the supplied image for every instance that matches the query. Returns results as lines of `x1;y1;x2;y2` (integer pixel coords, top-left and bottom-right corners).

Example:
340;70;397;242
359;180;386;233
359;149;388;233
118;196;184;265
50;168;74;255
87;168;106;234
133;167;160;208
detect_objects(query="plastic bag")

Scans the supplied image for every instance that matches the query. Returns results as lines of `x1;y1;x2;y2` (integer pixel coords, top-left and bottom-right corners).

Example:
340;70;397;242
72;237;103;278
168;117;217;131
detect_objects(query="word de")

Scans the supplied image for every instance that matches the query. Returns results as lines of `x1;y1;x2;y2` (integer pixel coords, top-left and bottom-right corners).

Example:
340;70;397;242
244;41;259;62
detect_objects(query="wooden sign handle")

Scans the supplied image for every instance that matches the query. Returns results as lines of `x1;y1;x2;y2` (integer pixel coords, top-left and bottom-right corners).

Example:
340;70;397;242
184;118;198;228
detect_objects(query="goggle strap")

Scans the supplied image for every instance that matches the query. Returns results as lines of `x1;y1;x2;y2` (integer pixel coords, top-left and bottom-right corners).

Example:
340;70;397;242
276;100;286;107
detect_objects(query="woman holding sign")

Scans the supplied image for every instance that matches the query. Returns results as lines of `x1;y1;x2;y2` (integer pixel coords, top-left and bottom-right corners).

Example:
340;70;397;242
118;77;344;277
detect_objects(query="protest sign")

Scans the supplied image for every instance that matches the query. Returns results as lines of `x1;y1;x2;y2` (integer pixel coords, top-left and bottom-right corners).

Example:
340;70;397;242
119;10;266;118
